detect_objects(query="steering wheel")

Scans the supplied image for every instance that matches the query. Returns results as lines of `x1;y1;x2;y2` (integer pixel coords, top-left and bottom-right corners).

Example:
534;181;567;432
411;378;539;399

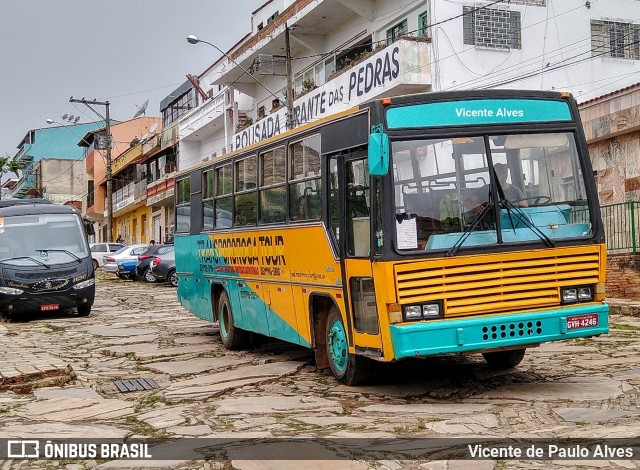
513;196;551;206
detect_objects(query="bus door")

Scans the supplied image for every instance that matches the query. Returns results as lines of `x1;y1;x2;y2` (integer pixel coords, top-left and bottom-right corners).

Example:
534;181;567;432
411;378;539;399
330;152;383;354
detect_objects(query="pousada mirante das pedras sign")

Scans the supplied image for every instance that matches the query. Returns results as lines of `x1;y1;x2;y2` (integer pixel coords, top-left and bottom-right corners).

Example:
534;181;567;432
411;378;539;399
232;40;427;151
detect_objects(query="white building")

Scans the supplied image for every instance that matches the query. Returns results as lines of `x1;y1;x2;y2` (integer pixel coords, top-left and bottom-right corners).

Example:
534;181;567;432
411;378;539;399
177;0;640;170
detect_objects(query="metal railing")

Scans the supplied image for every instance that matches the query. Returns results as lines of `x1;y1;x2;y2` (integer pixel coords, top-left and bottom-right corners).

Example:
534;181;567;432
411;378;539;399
601;201;639;254
572;201;638;253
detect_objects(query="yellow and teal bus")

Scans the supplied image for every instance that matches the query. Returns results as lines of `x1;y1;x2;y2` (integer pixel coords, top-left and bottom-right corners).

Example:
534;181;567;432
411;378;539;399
174;90;608;384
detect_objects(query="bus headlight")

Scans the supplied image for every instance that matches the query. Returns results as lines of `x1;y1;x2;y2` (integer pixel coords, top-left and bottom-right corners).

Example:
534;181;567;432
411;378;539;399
73;279;95;290
561;285;593;304
404;305;423;320
578;287;593;301
403;302;443;321
0;286;24;295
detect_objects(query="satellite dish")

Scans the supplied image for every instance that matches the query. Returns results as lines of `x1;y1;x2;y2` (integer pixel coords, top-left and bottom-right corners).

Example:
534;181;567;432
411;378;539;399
74;116;81;123
133;99;149;118
62;114;69;120
140;133;150;143
148;123;158;134
129;137;140;147
68;114;75;122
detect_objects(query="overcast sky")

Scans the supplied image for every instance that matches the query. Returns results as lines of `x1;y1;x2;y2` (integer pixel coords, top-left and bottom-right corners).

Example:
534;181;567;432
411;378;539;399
0;0;265;158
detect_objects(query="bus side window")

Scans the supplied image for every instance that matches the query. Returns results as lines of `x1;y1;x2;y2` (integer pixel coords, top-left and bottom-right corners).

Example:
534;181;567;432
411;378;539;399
346;159;371;257
328;157;340;251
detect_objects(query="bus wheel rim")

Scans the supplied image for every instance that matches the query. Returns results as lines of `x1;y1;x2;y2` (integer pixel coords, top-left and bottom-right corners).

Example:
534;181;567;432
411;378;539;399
220;304;229;338
328;319;348;372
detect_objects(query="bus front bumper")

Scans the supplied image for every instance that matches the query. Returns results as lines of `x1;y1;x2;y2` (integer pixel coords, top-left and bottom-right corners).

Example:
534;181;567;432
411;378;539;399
389;304;609;360
0;286;95;315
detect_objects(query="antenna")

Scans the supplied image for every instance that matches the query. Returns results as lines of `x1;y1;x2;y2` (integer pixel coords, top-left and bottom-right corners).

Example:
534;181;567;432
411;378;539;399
133;99;149;118
74;116;81;123
148;123;158;134
68;114;75;122
62;114;69;120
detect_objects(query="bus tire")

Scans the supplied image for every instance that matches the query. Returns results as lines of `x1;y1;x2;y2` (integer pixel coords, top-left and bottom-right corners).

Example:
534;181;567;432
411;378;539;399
93;259;99;271
218;291;250;350
76;305;91;317
325;308;371;385
482;348;526;368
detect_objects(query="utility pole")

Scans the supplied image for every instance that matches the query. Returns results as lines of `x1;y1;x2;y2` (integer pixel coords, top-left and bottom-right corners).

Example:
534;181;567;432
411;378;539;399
285;24;295;131
70;97;113;242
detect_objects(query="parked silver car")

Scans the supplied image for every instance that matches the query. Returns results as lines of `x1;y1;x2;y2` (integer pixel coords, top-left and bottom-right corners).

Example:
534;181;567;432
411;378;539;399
103;244;148;279
89;242;125;270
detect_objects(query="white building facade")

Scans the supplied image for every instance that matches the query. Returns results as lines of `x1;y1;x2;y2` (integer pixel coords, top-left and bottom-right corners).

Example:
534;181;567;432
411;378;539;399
177;0;640;170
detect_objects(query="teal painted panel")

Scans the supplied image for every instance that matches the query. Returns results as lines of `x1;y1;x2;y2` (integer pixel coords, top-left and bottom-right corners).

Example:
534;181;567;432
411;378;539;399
21;122;108;161
175;234;309;347
386;99;572;129
389;304;608;359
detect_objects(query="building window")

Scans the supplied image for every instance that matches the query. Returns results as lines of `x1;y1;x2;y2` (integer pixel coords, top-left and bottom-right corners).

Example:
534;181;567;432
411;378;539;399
267;11;279;24
162;90;196;126
387;19;408;45
419;11;429;38
463;6;521;50
294;36;370;91
591;20;640;60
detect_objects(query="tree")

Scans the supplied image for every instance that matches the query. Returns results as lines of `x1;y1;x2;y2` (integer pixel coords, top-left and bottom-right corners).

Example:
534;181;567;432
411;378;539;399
0;155;23;200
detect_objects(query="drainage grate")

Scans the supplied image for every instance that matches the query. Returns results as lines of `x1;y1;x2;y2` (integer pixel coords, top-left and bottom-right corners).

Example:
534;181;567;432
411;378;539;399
114;378;159;393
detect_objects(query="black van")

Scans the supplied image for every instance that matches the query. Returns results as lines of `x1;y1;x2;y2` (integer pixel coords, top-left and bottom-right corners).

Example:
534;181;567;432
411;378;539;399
0;199;95;317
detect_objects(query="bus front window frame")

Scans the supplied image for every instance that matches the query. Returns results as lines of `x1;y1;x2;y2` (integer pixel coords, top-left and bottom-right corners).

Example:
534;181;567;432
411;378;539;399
390;131;594;254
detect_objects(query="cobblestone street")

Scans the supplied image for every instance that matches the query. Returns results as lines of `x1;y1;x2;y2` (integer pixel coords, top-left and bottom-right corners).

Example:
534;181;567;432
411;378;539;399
1;271;639;469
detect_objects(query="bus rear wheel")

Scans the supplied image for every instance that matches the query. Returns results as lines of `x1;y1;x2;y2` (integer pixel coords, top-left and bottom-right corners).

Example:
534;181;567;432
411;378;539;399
325;308;371;386
482;348;526;368
218;291;251;350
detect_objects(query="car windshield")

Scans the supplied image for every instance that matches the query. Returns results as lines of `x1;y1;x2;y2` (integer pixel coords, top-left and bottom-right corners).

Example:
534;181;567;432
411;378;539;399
0;213;89;265
392;132;593;253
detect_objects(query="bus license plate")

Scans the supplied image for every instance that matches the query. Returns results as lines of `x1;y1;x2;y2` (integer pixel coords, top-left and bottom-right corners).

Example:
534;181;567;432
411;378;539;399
41;304;60;311
567;314;598;330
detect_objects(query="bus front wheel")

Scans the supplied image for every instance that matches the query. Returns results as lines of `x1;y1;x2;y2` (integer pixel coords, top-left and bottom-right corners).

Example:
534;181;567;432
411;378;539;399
218;291;251;350
76;305;91;317
482;348;526;368
325;308;371;386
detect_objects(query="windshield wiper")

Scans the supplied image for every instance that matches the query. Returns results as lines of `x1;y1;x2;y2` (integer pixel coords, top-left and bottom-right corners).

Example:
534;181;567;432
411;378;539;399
35;249;82;263
446;179;555;257
0;256;51;268
446;201;495;257
498;198;555;248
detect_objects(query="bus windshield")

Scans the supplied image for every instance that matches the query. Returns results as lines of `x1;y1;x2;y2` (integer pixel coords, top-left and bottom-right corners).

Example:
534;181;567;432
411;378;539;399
0;213;89;266
392;132;592;252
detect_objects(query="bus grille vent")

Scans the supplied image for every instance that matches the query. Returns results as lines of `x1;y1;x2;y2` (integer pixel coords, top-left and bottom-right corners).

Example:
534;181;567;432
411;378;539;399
394;247;601;317
14;268;78;280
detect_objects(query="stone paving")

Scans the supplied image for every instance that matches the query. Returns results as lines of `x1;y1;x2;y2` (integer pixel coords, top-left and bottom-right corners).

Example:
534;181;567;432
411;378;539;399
0;270;639;469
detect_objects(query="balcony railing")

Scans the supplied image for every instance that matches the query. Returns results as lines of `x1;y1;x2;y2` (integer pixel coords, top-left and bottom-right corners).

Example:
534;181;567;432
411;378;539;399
179;88;227;139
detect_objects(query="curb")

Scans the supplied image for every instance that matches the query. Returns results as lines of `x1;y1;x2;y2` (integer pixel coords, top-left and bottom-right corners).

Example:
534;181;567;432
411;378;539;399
605;300;640;318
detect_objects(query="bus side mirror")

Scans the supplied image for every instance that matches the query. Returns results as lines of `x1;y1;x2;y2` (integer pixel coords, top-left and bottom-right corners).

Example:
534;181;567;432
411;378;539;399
85;222;95;236
368;130;389;177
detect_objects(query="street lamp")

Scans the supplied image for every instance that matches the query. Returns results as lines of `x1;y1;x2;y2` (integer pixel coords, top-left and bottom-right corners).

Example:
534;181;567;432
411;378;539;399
186;34;294;129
